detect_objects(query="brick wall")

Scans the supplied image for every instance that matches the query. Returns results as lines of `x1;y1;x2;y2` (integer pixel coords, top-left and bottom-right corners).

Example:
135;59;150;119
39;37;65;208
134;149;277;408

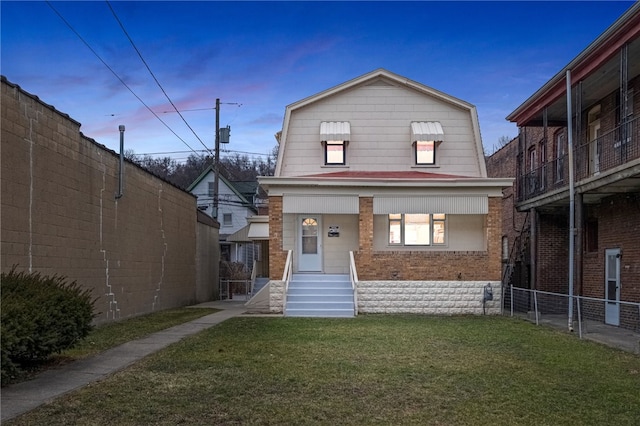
536;212;570;294
1;78;217;324
586;193;640;302
486;138;528;258
355;197;502;281
268;195;286;279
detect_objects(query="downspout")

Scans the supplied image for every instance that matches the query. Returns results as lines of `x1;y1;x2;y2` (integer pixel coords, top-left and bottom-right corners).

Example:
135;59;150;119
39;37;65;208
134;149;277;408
566;70;575;332
115;125;125;199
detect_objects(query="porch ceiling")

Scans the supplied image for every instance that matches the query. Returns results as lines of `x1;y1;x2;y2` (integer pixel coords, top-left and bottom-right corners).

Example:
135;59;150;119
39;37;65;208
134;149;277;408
508;8;640;127
524;38;640;127
517;163;640;212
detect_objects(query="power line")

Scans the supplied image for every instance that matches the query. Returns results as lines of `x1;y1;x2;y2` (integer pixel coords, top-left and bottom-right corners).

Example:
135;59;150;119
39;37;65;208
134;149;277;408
45;1;205;159
106;0;212;155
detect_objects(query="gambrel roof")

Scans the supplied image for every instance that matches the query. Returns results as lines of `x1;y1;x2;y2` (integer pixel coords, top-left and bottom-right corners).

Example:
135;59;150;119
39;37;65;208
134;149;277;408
274;68;486;177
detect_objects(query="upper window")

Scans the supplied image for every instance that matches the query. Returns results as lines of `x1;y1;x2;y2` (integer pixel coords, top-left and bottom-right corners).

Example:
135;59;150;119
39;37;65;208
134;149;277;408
389;213;446;246
222;213;232;226
415;141;435;165
325;140;346;165
411;122;444;166
320;122;350;166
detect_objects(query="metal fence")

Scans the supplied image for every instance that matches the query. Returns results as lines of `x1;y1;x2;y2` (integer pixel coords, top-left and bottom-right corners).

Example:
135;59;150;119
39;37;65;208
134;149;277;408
219;279;252;301
504;286;640;353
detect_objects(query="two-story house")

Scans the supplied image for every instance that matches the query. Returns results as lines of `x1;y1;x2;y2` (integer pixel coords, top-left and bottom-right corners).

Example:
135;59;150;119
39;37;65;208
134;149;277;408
188;166;258;265
503;3;640;330
254;69;512;316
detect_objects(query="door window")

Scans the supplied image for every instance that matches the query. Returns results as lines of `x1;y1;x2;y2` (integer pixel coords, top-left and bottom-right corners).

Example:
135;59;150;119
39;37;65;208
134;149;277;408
301;218;318;254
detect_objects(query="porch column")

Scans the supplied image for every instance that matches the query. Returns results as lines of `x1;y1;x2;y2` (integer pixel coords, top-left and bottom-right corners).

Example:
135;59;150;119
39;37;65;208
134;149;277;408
487;197;503;280
356;196;373;274
268;195;285;280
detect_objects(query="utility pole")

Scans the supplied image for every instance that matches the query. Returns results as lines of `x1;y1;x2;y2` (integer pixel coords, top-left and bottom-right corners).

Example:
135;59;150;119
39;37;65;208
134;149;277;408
213;98;220;219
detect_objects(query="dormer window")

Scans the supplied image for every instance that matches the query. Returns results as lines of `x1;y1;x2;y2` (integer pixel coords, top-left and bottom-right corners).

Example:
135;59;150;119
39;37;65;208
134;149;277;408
325;140;345;165
321;122;350;166
415;141;435;165
411;122;444;166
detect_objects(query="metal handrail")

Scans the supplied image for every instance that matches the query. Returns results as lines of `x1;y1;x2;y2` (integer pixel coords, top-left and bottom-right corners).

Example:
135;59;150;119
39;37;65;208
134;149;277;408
349;251;359;316
282;250;293;315
250;259;258;297
516;116;639;202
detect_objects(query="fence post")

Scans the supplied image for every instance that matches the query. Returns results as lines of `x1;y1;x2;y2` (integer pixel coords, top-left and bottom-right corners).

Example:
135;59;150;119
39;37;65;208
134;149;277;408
533;290;539;325
577;296;583;339
510;285;514;317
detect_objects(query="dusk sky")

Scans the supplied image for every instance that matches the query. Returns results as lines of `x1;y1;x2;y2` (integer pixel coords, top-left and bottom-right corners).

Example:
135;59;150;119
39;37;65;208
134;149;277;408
1;1;634;164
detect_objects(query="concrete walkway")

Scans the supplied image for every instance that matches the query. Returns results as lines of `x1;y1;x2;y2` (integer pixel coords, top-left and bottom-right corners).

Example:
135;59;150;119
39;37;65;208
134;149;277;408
1;300;248;423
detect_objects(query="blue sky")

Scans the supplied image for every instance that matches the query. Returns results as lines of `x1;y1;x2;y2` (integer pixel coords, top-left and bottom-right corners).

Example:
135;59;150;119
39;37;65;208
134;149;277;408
1;1;634;162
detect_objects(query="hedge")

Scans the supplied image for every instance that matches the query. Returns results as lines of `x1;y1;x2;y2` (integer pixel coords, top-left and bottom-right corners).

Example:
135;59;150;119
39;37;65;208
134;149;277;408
1;268;96;386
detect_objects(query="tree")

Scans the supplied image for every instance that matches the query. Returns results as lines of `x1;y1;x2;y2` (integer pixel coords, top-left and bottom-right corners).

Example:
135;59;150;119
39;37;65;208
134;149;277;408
126;145;278;189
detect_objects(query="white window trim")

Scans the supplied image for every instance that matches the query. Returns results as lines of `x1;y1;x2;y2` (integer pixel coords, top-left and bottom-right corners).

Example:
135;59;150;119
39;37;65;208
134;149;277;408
388;213;446;246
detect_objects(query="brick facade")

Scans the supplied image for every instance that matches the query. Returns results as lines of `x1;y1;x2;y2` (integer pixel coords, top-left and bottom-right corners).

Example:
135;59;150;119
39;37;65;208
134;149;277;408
355;197;502;282
1;78;219;324
268;195;286;279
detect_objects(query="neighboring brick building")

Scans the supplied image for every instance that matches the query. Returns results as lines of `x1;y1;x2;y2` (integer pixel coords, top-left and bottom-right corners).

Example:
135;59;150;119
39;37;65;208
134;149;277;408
1;76;220;324
496;4;640;330
256;69;511;315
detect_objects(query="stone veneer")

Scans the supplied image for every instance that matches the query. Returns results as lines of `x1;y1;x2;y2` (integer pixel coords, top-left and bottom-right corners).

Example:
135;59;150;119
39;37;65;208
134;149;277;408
357;280;501;315
267;280;500;315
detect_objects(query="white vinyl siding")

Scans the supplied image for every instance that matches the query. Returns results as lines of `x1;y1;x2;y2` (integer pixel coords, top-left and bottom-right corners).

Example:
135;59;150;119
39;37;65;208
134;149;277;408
279;83;482;177
283;194;359;213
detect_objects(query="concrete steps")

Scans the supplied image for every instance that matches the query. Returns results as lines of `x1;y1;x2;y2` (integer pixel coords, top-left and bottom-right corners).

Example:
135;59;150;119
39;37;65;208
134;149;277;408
285;274;355;318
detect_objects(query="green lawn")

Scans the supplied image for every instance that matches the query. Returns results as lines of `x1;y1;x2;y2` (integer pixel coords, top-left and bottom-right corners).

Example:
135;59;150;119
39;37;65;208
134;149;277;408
7;315;640;425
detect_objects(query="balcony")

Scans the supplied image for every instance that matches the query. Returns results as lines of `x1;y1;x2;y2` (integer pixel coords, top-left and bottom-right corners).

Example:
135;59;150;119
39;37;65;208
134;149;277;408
516;116;640;207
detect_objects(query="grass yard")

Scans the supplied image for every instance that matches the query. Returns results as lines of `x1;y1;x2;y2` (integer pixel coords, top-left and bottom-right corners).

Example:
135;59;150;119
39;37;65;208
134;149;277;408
5;307;219;385
6;315;640;425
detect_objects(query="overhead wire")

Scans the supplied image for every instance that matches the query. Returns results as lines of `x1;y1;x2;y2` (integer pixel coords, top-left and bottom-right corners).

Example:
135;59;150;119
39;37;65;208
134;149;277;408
105;0;212;155
44;1;204;158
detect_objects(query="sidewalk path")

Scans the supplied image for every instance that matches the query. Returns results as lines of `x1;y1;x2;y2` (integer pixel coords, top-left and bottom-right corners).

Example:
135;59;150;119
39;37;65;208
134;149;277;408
1;301;247;423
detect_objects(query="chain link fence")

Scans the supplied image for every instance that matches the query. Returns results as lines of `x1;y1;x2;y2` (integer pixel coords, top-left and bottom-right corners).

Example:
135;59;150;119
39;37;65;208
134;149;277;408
503;286;640;353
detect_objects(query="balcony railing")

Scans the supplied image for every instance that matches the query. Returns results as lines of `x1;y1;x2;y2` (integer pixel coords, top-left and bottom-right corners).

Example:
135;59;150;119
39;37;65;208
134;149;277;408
517;116;640;203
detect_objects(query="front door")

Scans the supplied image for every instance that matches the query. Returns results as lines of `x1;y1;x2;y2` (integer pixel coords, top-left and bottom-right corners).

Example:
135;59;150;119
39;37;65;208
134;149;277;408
605;248;621;326
298;216;322;272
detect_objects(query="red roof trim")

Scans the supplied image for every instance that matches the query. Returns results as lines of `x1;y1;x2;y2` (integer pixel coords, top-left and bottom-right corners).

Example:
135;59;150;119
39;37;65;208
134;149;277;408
300;171;468;179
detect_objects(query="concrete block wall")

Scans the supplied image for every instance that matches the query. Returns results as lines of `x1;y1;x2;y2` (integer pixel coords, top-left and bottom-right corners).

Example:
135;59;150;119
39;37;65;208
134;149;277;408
269;280;285;314
357;280;501;315
1;77;215;324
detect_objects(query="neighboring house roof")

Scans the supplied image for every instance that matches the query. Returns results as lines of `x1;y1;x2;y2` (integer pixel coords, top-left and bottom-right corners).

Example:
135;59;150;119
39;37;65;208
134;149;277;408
231;181;259;201
274;68;486;177
187;165;257;212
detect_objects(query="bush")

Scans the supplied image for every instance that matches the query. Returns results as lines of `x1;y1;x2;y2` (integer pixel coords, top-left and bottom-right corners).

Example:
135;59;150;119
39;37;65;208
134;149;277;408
1;268;97;386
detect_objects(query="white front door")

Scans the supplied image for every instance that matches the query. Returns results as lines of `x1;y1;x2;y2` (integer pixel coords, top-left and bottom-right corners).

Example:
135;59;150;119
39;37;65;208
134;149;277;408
298;216;322;272
605;248;621;326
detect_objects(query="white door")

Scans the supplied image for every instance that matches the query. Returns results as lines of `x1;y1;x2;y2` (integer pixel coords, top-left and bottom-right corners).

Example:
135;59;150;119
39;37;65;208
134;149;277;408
605;248;621;326
298;216;322;272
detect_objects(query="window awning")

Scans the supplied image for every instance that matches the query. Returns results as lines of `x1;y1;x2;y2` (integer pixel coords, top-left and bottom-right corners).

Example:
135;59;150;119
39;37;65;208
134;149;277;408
283;194;359;214
227;225;251;242
247;222;269;240
374;195;488;215
411;122;444;142
320;121;351;141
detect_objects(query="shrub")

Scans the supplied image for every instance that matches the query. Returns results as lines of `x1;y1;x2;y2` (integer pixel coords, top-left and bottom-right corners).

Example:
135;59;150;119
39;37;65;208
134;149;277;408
1;268;97;386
